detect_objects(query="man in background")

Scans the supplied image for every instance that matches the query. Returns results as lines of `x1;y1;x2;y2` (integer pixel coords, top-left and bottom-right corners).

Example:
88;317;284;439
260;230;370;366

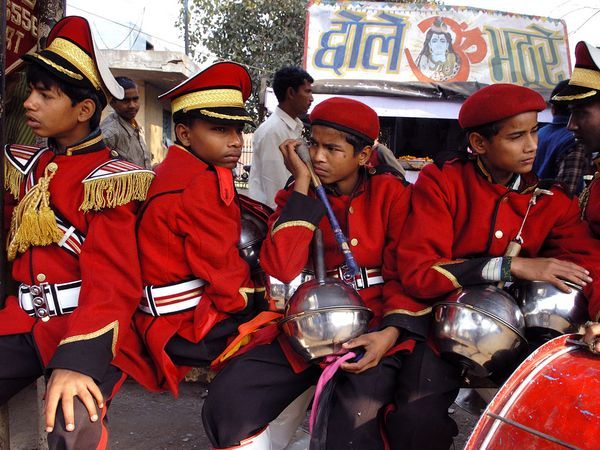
534;79;588;195
248;66;313;208
101;76;152;168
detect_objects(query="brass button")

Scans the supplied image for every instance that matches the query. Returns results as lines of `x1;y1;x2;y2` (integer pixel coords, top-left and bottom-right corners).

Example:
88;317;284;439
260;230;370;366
350;238;359;246
369;168;376;175
494;230;504;239
349;206;355;214
110;150;119;157
36;273;46;282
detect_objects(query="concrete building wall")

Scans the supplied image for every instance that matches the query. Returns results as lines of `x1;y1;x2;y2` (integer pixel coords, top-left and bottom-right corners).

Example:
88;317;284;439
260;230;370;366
144;82;168;165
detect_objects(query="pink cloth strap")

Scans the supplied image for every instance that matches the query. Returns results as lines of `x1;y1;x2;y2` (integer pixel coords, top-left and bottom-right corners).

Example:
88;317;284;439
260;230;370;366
309;351;357;433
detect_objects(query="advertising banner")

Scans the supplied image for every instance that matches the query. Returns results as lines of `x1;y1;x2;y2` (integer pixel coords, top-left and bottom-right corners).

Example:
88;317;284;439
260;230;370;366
6;0;40;74
305;1;571;91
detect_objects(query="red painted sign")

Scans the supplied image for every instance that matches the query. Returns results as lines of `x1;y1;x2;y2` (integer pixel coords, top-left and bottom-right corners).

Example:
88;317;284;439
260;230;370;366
5;0;39;74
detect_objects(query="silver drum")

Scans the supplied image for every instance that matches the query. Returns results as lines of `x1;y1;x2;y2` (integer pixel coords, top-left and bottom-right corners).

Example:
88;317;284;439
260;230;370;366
433;285;527;378
280;278;373;361
507;280;588;339
238;211;268;274
265;269;314;312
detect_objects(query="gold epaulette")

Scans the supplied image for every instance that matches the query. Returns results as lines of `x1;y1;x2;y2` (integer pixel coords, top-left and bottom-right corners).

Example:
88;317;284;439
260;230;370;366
3;144;48;200
79;159;155;212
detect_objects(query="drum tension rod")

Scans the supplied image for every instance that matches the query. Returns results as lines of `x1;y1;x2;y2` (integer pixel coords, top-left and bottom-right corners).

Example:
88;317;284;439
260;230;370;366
486;412;581;450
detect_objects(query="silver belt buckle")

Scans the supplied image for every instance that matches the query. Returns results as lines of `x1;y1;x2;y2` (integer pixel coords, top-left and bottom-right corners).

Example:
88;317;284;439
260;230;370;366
29;283;50;322
339;264;357;289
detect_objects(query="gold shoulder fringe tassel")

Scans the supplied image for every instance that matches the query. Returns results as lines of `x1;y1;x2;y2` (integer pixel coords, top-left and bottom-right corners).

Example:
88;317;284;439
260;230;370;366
4;161;25;200
79;172;154;212
7;163;63;261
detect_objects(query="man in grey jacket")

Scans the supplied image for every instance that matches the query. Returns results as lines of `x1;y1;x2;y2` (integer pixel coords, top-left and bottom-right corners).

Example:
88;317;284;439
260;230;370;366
101;76;152;168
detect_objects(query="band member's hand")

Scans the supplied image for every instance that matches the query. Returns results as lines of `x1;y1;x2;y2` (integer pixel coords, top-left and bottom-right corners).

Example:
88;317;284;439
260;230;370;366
341;326;400;374
510;257;592;293
583;321;600;354
279;139;311;194
45;369;104;433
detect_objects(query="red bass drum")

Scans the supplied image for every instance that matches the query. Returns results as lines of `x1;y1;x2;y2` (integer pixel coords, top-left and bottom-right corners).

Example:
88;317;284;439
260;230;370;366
465;334;600;450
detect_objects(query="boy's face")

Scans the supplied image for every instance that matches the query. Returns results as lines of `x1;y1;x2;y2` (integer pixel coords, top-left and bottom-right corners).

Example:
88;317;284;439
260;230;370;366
471;111;539;183
175;119;244;169
309;125;370;194
568;101;600;154
24;82;86;145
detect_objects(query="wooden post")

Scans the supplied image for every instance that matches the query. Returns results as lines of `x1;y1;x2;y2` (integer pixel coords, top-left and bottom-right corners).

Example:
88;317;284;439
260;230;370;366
1;0;9;445
37;378;49;450
1;1;64;448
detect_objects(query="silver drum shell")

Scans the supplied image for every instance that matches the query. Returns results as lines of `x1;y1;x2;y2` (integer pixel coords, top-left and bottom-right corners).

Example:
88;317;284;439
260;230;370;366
280;307;373;361
281;278;373;361
508;280;588;339
432;285;527;378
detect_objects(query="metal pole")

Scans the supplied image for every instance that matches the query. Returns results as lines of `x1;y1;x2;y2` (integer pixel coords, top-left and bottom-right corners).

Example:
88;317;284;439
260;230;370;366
184;0;190;56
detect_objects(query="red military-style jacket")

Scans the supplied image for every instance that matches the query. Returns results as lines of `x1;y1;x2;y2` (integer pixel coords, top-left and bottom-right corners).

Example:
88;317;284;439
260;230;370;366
2;131;153;382
123;145;259;395
397;158;600;322
260;167;431;371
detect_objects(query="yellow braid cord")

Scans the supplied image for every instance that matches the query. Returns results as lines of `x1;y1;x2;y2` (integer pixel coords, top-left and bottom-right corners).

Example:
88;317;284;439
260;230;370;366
4;162;24;200
79;172;154;212
579;172;599;219
7;163;62;261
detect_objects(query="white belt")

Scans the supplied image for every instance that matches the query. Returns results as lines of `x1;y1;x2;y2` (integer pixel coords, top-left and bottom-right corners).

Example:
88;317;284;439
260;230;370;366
327;266;384;290
19;281;81;321
139;279;206;317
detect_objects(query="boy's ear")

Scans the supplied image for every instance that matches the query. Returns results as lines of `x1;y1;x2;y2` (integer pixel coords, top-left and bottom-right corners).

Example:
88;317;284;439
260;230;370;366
468;132;487;156
78;99;96;124
358;145;373;166
175;123;191;146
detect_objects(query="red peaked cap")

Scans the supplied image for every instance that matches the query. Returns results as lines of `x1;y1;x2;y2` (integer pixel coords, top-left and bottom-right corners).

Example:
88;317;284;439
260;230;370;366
459;84;546;129
47;15;93;48
159;61;253;125
310;97;379;142
22;16;124;107
552;41;600;104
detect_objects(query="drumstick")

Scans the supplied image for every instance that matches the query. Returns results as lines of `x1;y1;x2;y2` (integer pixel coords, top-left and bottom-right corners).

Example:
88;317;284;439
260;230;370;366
497;188;552;289
295;142;360;277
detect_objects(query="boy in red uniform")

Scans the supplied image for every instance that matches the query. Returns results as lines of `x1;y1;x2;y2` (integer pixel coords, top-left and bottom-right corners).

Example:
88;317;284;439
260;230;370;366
119;62;264;396
1;16;153;448
559;42;600;351
395;83;600;448
202;97;433;449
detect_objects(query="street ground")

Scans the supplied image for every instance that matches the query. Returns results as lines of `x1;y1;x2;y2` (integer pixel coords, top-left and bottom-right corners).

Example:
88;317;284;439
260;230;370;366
8;380;477;450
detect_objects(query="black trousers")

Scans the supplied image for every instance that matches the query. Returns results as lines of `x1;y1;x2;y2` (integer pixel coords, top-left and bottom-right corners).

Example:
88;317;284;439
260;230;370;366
385;341;461;450
202;339;461;450
0;333;126;450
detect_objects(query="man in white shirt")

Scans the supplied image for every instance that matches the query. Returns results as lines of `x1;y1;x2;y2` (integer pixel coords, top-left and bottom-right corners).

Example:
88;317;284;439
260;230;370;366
248;67;313;208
